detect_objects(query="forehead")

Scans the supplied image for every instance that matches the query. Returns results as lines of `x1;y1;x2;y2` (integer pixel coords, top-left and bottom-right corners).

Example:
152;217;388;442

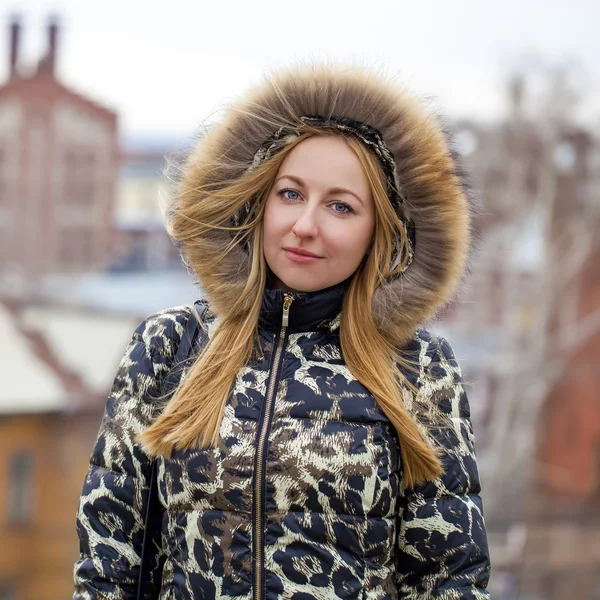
277;136;370;191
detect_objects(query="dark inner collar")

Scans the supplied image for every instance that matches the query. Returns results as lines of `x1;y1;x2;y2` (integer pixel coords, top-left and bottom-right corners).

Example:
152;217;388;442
259;282;345;333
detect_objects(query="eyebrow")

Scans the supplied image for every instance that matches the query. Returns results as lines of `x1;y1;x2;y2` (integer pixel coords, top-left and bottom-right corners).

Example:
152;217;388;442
275;174;365;206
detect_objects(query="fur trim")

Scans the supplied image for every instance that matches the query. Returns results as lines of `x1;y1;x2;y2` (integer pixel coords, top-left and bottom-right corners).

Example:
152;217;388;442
177;61;474;348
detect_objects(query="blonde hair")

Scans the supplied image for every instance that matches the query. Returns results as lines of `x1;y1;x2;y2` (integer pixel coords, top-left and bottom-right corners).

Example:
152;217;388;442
139;124;443;488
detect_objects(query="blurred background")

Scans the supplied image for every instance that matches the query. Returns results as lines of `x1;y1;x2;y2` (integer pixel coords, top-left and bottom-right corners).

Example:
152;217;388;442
0;1;598;598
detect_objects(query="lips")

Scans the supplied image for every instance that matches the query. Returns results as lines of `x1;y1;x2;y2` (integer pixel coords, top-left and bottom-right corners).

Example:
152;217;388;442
283;247;323;264
283;247;323;258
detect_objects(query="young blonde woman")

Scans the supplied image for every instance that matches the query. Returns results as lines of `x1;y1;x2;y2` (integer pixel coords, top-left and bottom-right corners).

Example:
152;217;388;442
73;62;490;599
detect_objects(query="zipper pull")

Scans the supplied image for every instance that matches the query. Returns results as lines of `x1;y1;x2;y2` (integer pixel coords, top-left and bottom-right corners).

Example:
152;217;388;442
282;294;293;328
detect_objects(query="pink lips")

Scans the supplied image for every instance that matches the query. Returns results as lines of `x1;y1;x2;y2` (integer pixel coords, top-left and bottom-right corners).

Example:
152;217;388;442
283;247;323;264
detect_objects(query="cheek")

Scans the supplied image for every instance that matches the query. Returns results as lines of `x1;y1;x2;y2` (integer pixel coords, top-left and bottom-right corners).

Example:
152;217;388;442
263;200;293;252
326;220;374;257
263;202;281;243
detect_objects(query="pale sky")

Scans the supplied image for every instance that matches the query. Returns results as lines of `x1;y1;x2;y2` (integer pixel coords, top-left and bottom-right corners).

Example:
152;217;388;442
3;0;600;140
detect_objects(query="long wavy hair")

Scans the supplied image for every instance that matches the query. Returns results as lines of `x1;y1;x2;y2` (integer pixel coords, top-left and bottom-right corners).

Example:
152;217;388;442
138;123;443;487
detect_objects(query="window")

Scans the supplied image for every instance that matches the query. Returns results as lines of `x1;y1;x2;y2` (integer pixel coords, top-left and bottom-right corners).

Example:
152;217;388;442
58;230;74;267
597;440;600;499
0;585;15;600
0;147;5;204
77;228;94;265
58;228;95;268
7;451;34;525
0;145;10;210
63;148;96;204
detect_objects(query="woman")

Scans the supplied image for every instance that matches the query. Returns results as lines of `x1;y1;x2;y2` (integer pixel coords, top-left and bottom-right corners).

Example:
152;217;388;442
73;62;490;599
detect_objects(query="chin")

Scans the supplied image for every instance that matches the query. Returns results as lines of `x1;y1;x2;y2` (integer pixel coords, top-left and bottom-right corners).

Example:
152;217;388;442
279;279;323;293
276;271;345;293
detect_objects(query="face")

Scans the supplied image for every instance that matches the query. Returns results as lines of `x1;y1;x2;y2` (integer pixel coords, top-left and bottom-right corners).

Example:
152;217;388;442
263;136;375;293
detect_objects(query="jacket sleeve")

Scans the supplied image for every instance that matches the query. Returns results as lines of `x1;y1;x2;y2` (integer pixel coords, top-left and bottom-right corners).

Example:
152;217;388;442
72;311;183;599
396;333;491;599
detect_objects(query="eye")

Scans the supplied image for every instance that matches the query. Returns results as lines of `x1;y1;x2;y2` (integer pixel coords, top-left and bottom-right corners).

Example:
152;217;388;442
330;202;354;215
277;188;301;201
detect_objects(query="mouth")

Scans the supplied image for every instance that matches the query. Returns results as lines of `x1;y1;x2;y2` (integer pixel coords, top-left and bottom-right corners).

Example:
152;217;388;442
283;247;324;263
283;247;323;258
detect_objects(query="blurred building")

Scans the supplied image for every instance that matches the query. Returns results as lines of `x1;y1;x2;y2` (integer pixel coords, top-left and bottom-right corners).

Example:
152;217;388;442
0;17;118;279
0;14;198;311
525;129;600;599
0;298;138;600
113;146;183;272
446;92;600;597
0;14;193;600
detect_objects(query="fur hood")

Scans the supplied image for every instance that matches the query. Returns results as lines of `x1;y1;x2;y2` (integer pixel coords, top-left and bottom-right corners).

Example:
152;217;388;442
176;62;474;347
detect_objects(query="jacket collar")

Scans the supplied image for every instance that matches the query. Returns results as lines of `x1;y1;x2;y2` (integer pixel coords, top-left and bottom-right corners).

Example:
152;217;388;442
259;283;345;333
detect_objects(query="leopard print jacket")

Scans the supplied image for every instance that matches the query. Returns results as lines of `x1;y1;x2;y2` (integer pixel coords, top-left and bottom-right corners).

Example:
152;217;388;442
73;286;490;599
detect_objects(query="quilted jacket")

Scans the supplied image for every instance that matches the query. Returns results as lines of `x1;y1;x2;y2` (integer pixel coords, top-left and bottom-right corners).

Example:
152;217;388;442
73;285;489;600
73;62;490;599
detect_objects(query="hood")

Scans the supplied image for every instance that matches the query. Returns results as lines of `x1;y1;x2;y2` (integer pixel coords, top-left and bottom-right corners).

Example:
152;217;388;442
177;62;474;347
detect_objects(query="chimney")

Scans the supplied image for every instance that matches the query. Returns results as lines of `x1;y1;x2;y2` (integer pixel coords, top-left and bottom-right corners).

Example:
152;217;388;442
509;73;525;123
9;16;21;78
46;16;59;76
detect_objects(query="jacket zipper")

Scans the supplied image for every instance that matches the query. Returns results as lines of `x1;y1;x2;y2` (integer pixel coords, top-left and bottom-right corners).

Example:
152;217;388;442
253;293;293;600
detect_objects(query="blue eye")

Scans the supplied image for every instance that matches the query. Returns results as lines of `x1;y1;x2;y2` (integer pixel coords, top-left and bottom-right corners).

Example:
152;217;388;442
332;202;353;214
278;188;300;201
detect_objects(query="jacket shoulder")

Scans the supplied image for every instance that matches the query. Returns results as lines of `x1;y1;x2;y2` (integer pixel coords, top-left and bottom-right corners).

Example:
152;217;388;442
132;303;201;358
402;328;457;364
399;328;466;420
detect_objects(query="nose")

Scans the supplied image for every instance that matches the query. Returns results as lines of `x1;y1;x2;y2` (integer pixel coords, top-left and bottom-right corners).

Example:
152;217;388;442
292;205;319;239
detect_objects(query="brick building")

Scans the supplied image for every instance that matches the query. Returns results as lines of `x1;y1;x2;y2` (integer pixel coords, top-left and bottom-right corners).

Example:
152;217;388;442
0;17;119;278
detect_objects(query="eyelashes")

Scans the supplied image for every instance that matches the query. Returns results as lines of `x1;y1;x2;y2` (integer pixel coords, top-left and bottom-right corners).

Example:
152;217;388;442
276;188;355;215
277;188;301;201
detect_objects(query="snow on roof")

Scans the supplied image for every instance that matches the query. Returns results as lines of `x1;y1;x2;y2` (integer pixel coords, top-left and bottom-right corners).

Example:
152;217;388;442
21;306;140;397
0;304;65;414
40;270;201;316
